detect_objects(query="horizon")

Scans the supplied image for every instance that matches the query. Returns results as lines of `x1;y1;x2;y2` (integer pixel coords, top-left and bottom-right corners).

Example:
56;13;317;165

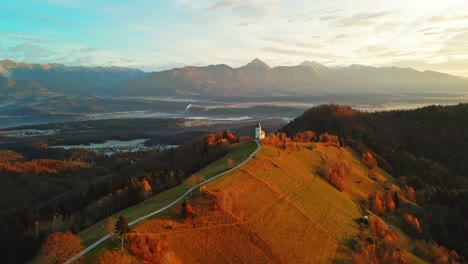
1;58;465;78
1;0;468;77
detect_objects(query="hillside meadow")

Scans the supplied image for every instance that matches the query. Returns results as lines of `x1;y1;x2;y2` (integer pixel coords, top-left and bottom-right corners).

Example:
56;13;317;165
85;140;422;263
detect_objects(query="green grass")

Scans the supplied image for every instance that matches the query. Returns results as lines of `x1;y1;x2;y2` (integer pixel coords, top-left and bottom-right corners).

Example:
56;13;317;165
198;140;257;179
77;140;258;249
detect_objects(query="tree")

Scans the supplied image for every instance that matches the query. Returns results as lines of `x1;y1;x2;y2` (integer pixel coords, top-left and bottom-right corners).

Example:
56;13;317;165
105;216;117;241
140;178;151;200
362;152;377;179
324;158;352;191
115;215;130;252
394;191;400;210
384;191;396;212
227;159;234;169
181;198;193;219
96;249;136;264
371;194;385;214
39;231;84;264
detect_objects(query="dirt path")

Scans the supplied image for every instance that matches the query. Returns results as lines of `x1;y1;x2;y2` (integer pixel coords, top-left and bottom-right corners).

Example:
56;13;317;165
64;140;261;264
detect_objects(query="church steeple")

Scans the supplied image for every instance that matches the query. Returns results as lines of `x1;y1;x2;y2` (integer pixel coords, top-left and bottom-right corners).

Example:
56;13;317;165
255;121;265;140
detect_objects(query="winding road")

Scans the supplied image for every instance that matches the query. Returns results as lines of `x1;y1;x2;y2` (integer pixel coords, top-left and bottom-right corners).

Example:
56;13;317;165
65;140;261;264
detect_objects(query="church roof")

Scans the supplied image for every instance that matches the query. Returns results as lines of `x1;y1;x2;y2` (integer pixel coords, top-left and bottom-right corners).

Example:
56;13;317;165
256;121;261;128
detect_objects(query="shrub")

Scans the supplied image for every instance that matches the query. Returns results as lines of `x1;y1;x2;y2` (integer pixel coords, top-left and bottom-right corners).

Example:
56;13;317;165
362;152;378;179
39;231;83;264
413;240;460;264
292;130;316;142
324;158;352;191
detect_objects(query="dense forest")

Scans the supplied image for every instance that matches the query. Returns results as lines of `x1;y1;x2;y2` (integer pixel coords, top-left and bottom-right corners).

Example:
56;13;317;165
281;103;468;259
0;130;238;263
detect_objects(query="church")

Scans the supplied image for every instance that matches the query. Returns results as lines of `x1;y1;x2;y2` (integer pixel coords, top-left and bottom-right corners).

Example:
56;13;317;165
255;121;265;140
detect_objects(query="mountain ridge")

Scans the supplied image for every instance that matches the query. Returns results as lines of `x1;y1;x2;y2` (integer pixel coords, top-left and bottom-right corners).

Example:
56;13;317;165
1;59;467;97
127;58;468;96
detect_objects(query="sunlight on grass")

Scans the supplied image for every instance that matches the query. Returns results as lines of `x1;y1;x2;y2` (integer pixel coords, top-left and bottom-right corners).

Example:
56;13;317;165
76;140;257;248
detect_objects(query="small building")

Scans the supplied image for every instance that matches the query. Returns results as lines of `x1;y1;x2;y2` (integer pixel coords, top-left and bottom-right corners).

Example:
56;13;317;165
255;121;265;140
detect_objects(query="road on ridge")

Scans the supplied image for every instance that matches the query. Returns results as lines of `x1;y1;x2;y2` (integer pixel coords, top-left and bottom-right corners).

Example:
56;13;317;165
65;140;261;264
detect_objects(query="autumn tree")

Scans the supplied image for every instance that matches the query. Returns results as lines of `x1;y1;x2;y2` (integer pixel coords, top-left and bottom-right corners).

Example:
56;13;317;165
39;231;83;264
361;152;378;179
324;158;352;191
405;186;416;203
105;216;117;241
227;158;234;169
393;191;400;210
140;178;151;200
292;130;316;142
369;193;385;214
129;235;181;263
96;249;136;264
383;191;396;212
116;215;130;251
181;198;193;219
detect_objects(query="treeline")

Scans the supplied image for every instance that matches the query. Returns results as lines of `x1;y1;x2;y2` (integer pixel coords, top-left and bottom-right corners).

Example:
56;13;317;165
281;103;468;258
0;130;238;263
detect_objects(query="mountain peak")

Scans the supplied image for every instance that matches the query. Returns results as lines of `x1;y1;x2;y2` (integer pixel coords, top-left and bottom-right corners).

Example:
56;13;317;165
245;58;270;69
300;60;327;69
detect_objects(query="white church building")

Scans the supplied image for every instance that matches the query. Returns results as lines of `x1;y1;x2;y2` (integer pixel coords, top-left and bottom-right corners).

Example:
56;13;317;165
255;121;265;140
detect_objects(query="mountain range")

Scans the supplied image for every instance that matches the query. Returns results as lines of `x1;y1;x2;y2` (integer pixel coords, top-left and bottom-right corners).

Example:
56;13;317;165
1;58;467;98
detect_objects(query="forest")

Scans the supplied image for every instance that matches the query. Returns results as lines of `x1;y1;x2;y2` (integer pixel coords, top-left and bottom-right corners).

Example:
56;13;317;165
281;103;468;259
0;130;238;263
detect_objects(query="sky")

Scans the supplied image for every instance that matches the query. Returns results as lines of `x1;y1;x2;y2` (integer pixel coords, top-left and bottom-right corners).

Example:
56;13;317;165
1;0;468;77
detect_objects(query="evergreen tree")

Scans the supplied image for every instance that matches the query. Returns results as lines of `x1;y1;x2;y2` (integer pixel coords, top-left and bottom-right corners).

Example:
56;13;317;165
115;215;130;251
181;198;193;219
394;191;400;210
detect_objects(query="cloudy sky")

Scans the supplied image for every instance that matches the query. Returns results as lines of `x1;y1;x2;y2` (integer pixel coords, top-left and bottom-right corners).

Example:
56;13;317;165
1;0;468;76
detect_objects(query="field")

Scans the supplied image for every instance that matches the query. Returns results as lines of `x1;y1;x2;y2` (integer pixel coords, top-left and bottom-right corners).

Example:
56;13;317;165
82;140;410;263
63;141;257;257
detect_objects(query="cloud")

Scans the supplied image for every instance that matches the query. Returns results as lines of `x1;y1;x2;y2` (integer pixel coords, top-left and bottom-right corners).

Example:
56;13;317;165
2;42;51;62
262;46;334;58
436;32;468;56
334;11;393;27
429;13;468;23
205;0;250;11
287;6;346;23
260;36;321;48
330;33;355;42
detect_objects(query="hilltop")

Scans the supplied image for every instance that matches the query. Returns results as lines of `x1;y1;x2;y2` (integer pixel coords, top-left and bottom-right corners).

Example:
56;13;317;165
85;139;428;263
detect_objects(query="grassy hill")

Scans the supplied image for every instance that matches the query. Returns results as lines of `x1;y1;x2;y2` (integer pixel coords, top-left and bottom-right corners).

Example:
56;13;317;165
82;140;423;263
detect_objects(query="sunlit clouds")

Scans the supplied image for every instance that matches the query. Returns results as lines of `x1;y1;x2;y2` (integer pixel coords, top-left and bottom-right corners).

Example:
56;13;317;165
1;0;468;76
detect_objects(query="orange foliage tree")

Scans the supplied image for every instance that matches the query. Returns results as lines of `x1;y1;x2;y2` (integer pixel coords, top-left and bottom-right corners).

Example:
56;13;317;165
129;235;181;264
292;130;316;143
324;158;352;191
403;214;422;235
370;193;385;214
262;132;296;150
319;132;339;144
361;152;378;179
39;231;83;264
140;178;151;200
404;186;417;203
181;198;193;219
369;192;396;214
383;191;396;213
96;249;136;264
413;240;460;264
353;216;408;264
